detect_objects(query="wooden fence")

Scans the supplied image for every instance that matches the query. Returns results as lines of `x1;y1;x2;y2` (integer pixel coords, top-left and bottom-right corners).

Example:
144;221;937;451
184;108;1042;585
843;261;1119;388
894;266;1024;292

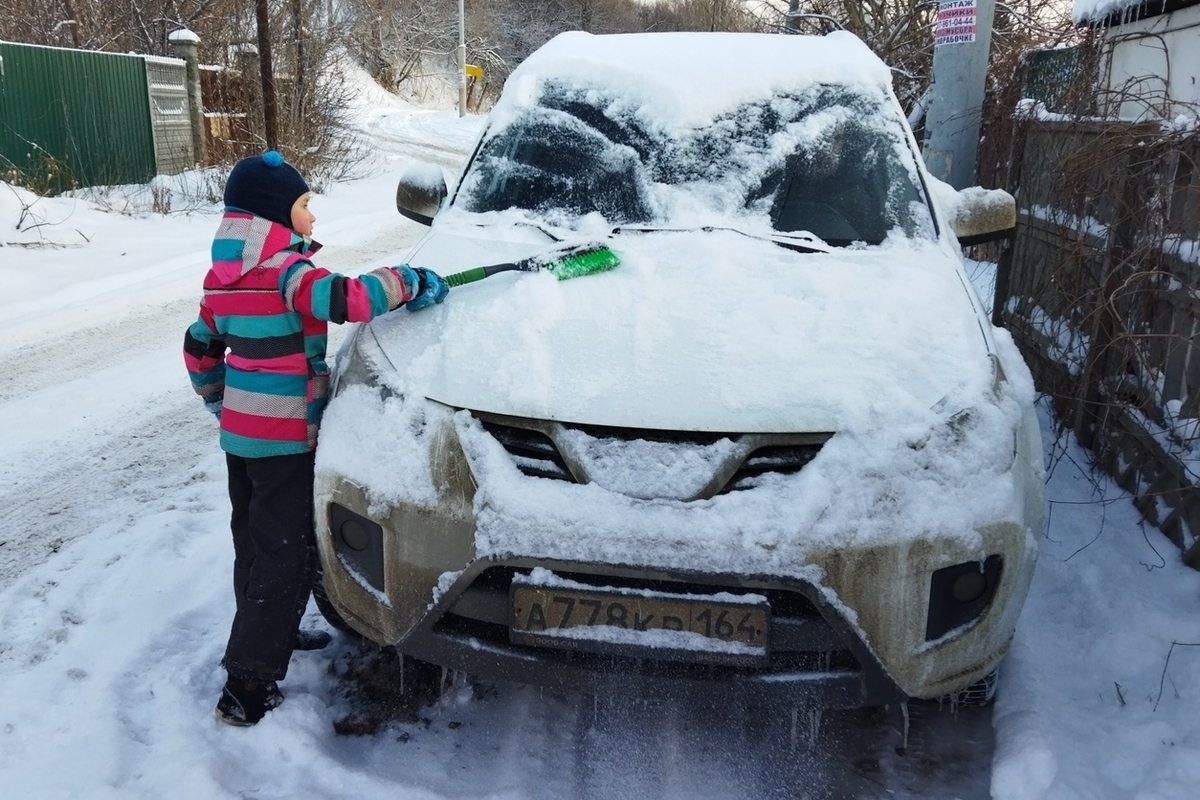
1002;116;1200;567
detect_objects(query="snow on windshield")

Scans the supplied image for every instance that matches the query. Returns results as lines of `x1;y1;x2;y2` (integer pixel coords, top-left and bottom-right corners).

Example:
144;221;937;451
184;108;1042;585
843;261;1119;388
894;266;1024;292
452;30;933;245
456;81;933;244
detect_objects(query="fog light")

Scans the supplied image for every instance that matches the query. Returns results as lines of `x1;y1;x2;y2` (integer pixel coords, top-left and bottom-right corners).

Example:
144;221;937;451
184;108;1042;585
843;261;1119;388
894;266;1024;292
952;570;988;603
340;519;369;552
328;503;385;592
926;555;1003;641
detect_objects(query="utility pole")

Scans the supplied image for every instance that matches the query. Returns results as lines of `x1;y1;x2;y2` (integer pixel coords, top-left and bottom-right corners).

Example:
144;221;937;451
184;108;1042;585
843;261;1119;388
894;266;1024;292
922;0;996;189
255;0;279;150
457;0;467;118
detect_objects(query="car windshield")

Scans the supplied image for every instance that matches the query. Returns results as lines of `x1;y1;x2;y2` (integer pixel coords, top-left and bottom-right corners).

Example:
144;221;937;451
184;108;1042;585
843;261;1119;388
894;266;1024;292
456;82;934;246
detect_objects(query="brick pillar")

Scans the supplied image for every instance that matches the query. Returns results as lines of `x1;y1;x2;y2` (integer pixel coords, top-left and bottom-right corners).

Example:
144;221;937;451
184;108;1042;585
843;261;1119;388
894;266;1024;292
168;29;208;167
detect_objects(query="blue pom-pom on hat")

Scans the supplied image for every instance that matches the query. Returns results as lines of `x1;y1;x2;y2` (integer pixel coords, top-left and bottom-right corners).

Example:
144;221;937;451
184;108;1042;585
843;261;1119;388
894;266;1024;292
223;150;310;228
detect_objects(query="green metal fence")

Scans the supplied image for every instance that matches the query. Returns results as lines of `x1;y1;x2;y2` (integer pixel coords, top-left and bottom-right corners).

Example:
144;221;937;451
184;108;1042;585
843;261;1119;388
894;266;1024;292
0;41;157;193
1023;47;1089;115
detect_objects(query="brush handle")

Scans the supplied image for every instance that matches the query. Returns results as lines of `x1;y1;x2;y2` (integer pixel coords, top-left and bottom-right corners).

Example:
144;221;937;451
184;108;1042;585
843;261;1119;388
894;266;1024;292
444;267;488;287
444;263;520;288
441;242;609;289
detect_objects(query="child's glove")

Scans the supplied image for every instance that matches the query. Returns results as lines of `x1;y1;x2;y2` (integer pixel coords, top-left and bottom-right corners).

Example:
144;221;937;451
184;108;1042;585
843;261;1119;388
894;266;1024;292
406;267;449;312
394;265;422;304
203;393;223;420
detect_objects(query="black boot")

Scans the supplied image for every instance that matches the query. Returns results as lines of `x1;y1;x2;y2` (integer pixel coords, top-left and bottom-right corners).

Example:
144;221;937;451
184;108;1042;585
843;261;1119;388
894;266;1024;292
294;629;332;651
215;677;284;727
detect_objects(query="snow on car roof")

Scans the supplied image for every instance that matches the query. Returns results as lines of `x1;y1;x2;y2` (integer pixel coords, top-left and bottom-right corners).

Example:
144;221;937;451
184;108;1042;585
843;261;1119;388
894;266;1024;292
494;30;896;129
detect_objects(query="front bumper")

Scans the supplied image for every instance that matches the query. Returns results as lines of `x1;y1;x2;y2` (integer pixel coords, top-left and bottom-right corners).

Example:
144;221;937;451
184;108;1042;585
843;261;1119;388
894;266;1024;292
318;485;902;708
314;402;1042;706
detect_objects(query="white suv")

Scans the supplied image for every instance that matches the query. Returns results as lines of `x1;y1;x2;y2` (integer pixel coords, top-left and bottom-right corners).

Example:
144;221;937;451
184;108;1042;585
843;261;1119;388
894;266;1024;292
313;29;1042;710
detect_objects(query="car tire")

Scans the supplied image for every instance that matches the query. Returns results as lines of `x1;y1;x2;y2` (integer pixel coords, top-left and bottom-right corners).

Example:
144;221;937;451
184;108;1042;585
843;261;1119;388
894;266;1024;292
312;562;362;639
947;668;998;708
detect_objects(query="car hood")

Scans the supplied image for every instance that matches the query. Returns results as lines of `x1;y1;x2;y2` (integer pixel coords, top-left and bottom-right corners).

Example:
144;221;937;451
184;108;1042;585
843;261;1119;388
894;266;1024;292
365;226;993;433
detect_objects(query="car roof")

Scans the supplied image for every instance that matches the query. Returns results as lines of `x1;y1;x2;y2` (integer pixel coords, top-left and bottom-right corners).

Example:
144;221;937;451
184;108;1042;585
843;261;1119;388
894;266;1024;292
498;31;897;128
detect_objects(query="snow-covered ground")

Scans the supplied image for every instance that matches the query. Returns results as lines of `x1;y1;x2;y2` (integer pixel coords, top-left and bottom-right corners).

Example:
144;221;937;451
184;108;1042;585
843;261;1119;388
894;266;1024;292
2;67;1200;800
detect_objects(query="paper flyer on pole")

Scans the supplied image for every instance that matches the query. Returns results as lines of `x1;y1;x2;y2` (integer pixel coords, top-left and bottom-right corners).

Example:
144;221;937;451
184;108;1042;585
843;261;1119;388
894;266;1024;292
935;0;977;46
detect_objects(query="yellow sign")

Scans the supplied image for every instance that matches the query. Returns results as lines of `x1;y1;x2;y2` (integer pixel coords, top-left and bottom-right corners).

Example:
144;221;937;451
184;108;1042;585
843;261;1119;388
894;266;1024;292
465;64;483;80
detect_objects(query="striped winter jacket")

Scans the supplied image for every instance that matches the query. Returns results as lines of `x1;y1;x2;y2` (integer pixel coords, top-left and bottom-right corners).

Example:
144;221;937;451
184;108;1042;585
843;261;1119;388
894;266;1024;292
184;210;415;458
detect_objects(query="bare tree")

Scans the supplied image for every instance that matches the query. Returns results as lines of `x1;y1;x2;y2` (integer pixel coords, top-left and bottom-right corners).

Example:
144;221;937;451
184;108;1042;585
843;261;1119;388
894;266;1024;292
255;0;279;149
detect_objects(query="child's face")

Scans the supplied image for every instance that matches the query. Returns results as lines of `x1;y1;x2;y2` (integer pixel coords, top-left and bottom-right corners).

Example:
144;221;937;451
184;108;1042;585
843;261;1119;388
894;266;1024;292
290;192;316;236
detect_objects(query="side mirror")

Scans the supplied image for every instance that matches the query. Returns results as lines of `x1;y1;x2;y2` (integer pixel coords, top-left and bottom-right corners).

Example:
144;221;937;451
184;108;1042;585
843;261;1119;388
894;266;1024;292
949;187;1016;246
395;163;447;226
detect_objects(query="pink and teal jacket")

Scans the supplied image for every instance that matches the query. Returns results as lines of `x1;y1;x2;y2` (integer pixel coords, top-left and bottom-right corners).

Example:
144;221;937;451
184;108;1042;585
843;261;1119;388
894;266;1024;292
184;210;414;458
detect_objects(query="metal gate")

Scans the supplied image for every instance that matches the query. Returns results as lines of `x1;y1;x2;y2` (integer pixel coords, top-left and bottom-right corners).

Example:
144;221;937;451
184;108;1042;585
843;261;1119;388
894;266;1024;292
0;40;189;192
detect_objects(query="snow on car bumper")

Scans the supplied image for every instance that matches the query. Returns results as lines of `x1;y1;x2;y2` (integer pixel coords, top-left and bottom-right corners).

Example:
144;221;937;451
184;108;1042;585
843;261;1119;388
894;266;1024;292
314;402;1042;705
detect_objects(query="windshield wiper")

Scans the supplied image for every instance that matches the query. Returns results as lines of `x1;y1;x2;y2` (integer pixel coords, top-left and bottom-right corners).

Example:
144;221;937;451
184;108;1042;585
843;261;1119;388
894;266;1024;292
612;224;833;254
762;230;836;253
465;218;564;243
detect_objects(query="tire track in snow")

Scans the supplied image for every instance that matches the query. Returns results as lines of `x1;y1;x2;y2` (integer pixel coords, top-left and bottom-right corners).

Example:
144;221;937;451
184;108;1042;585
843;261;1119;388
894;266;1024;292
0;286;218;590
0;394;217;591
0;295;198;405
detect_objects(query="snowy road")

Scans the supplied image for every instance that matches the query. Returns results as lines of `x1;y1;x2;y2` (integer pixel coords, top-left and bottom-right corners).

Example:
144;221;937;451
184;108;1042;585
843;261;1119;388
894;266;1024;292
3;71;1200;800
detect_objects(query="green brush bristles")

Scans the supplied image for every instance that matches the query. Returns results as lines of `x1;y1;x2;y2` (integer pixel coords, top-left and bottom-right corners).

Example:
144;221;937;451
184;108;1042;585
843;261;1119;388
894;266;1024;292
544;245;621;281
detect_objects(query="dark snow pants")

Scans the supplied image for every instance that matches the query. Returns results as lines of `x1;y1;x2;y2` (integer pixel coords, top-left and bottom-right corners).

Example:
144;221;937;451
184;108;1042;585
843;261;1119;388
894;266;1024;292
222;451;316;682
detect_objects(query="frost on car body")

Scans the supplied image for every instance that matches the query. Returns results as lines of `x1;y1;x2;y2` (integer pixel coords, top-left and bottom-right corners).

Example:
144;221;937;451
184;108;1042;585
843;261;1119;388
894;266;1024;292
314;30;1041;708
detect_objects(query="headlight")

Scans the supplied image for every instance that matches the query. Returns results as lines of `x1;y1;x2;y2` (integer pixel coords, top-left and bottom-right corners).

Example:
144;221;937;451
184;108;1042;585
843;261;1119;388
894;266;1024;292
923;354;1017;471
937;405;1018;472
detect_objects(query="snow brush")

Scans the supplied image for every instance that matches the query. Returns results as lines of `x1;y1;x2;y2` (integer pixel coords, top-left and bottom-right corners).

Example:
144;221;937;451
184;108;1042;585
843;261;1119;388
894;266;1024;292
443;242;620;288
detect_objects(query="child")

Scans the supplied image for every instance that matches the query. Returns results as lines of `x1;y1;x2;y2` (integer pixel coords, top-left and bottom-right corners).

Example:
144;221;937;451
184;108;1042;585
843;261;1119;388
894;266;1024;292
183;151;449;726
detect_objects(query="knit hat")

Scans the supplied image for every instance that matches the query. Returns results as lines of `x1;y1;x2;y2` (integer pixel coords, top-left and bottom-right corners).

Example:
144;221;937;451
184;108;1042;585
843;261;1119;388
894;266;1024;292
223;150;310;228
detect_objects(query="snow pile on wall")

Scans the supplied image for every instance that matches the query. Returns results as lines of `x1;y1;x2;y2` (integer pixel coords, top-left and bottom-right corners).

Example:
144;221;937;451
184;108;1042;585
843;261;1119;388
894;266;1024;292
1070;0;1187;25
1071;0;1137;24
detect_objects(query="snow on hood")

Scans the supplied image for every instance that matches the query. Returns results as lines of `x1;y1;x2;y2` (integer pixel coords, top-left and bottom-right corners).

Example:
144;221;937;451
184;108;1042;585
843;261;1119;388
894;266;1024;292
495;31;895;132
364;227;993;433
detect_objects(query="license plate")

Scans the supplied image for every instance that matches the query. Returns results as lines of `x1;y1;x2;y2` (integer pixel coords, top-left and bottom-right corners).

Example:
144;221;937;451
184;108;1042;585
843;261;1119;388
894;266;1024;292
509;584;770;666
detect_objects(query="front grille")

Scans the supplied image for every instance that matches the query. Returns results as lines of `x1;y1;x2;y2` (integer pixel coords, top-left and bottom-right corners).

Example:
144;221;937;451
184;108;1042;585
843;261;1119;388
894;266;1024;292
476;414;830;495
480;421;575;482
563;422;730;445
724;442;827;492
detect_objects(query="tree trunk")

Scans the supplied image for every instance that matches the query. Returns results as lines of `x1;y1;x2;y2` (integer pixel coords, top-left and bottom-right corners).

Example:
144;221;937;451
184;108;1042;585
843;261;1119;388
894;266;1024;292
256;0;279;150
60;0;81;48
786;0;800;34
294;0;305;135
